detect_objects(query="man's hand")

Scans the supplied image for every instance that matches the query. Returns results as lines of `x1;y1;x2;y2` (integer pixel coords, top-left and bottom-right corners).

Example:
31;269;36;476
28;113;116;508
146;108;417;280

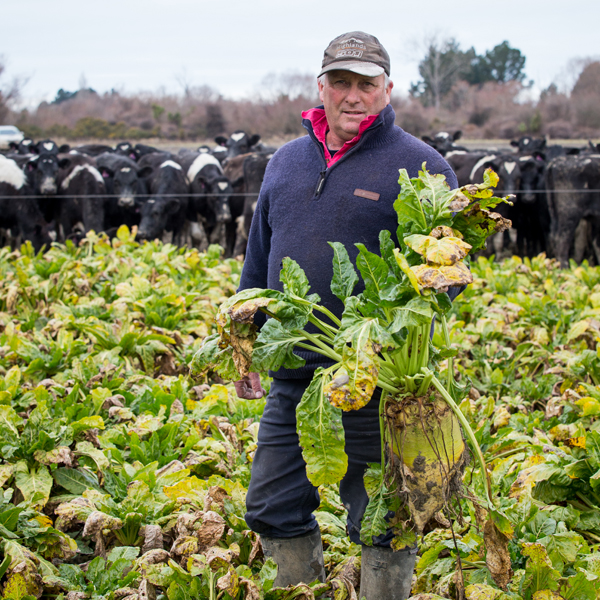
234;372;266;399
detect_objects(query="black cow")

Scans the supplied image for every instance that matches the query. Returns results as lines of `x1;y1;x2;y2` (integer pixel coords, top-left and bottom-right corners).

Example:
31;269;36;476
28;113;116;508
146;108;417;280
422;131;467;156
545;154;600;267
96;153;152;230
223;150;273;256
57;154;107;239
513;155;550;256
0;154;53;251
215;131;261;160
177;152;232;250
136;153;189;244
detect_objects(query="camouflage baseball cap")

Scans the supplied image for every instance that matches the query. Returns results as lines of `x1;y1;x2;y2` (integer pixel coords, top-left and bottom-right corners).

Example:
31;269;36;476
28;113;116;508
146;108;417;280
318;31;391;78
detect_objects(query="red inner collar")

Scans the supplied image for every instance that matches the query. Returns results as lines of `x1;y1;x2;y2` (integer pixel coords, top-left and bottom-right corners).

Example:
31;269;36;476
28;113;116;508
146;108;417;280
302;108;379;167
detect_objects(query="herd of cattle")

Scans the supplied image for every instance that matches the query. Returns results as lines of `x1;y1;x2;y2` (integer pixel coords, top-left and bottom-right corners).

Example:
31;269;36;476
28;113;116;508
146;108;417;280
424;131;600;267
0;131;272;258
1;128;600;267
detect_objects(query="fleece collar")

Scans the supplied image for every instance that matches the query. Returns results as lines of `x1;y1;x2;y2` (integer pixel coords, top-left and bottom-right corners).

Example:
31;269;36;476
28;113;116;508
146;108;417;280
301;107;380;167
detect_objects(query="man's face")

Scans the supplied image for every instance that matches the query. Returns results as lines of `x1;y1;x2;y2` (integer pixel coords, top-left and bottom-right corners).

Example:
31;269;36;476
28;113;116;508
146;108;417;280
318;70;393;147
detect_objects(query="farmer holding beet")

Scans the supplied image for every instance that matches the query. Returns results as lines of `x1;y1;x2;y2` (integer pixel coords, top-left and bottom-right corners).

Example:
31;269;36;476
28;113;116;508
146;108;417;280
235;32;458;599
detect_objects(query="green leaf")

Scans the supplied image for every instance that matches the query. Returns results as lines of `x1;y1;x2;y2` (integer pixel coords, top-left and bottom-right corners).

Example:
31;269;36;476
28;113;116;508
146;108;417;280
70;415;105;436
54;467;101;494
395;169;428;231
252;319;306;372
75;441;109;470
329;241;358;302
280;257;310;298
387;296;433;334
355;243;389;302
560;571;598;600
360;464;389;545
520;543;561;598
13;461;52;508
335;297;394;348
296;369;347;487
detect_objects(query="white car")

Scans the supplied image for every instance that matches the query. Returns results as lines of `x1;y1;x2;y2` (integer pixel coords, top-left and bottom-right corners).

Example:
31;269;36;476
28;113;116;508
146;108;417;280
0;125;25;150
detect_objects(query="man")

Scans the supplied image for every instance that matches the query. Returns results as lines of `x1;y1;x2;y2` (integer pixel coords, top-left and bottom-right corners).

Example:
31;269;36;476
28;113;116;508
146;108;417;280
235;32;458;600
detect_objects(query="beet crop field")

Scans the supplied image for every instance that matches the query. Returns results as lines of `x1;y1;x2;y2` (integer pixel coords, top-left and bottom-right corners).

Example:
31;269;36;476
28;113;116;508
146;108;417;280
1;228;600;600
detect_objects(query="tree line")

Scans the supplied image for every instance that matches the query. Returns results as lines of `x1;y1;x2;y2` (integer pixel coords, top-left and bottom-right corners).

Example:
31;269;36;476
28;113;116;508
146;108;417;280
1;41;599;143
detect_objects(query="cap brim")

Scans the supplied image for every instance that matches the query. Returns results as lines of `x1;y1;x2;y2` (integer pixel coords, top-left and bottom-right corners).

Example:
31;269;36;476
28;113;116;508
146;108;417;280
318;61;385;78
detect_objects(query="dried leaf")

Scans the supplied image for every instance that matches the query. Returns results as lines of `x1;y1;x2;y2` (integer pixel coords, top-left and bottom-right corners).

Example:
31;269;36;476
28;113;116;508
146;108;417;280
483;518;513;590
405;234;471;265
82;511;123;538
411;261;473;292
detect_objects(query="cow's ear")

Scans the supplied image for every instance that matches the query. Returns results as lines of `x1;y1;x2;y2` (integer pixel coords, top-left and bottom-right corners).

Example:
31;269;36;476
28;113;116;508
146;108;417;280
534;152;546;161
137;166;153;178
215;136;227;146
58;158;72;169
422;136;433;144
58;144;71;153
248;134;261;147
510;140;519;147
8;141;18;151
167;198;181;214
101;167;114;178
453;131;462;141
26;160;38;172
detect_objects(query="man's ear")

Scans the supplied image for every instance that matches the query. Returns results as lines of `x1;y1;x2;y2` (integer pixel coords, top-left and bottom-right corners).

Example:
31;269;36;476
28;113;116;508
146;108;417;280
385;79;394;104
318;77;325;104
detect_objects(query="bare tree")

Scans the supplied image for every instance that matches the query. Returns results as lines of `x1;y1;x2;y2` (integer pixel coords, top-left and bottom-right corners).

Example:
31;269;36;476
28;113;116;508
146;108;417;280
0;56;26;123
554;56;600;95
258;70;318;102
408;33;474;110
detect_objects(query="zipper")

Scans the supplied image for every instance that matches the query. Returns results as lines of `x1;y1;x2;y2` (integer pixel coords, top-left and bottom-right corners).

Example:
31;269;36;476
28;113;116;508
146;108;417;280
304;109;386;200
314;170;326;198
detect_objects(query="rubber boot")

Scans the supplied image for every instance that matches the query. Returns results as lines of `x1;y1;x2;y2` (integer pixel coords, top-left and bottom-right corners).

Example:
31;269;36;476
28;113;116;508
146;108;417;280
260;527;326;588
359;545;418;600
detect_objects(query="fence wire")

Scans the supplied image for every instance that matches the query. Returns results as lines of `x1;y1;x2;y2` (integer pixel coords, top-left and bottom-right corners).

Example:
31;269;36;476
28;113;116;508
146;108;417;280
0;190;598;201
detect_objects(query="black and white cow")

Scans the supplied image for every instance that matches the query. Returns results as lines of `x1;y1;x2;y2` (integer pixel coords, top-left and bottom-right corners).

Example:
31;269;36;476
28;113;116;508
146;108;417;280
8;137;35;155
215;131;262;160
68;144;114;157
177;152;232;249
0;155;54;251
422;131;467;157
57;154;107;239
510;136;546;155
136;153;189;244
545;154;600;267
32;139;70;156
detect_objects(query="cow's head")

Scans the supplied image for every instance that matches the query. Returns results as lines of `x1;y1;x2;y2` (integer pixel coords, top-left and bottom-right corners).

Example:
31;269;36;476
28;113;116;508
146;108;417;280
216;131;261;159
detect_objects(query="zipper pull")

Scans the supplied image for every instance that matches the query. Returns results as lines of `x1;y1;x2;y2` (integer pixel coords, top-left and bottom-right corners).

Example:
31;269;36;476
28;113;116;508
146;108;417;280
314;170;326;197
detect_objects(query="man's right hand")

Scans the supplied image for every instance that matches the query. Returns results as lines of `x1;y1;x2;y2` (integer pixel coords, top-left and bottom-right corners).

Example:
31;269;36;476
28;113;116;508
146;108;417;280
234;372;266;399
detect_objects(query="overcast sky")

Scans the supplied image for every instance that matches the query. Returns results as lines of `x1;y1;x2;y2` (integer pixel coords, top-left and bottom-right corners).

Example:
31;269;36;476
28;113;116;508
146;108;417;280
2;0;598;107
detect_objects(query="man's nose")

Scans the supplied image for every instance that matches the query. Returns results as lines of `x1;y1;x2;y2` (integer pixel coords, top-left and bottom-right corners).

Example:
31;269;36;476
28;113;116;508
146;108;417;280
345;83;361;103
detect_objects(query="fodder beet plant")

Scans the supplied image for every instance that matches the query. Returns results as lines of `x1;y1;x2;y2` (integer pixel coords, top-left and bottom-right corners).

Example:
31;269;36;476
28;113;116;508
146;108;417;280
192;165;515;588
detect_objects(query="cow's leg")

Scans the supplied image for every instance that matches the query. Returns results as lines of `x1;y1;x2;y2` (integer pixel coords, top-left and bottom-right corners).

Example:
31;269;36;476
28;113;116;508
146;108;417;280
573;219;590;264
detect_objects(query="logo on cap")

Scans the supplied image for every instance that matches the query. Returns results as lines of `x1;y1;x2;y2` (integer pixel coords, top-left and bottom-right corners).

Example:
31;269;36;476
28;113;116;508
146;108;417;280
338;37;366;50
336;49;363;59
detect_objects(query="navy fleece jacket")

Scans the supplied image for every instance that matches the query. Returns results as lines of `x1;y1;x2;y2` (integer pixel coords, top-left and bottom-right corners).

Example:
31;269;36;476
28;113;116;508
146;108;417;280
239;104;458;379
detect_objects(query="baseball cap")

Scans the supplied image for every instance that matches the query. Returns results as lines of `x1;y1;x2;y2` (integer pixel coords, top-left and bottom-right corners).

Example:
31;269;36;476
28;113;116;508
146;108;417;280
318;31;391;78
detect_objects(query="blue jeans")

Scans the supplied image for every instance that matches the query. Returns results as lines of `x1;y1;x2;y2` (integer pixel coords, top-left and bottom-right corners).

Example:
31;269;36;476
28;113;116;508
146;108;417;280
245;377;393;546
